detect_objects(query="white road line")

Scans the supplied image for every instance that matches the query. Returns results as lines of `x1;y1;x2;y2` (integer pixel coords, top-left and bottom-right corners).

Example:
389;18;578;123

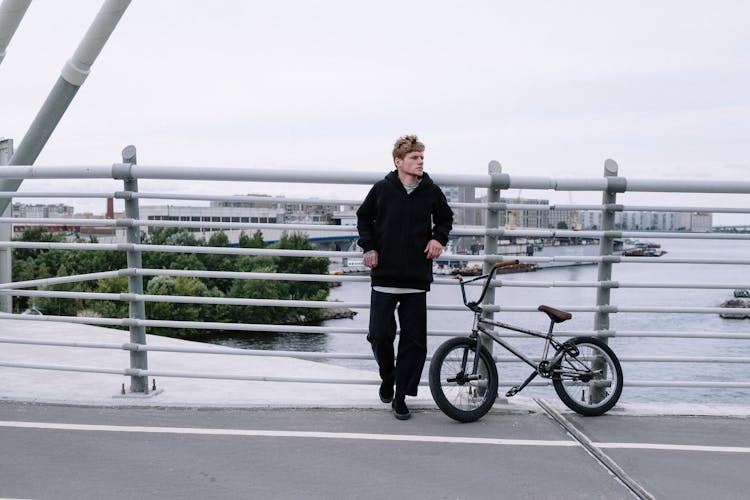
598;442;750;454
1;420;749;453
0;420;576;447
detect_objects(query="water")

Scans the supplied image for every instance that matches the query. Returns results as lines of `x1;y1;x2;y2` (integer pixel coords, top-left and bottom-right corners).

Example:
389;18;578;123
210;238;750;404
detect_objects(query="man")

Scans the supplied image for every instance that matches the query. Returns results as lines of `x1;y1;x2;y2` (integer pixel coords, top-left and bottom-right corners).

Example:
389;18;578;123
356;134;453;420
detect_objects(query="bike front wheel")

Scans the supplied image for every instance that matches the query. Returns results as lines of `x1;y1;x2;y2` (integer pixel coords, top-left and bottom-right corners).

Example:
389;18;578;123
552;336;623;416
429;337;498;423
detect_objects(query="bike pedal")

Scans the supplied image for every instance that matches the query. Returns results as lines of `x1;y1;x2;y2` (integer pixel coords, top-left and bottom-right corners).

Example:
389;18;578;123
505;387;519;397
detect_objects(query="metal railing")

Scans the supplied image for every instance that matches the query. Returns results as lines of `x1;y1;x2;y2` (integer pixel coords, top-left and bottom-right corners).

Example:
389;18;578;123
1;150;749;399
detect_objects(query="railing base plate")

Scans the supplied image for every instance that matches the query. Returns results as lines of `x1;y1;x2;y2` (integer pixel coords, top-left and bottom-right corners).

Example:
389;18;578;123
112;389;164;399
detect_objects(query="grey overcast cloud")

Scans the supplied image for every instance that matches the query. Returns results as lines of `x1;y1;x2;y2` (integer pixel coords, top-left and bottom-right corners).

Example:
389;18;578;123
1;0;748;223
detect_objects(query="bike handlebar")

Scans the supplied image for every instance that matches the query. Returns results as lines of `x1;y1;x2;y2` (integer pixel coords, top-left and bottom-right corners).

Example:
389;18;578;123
459;259;520;311
494;260;521;270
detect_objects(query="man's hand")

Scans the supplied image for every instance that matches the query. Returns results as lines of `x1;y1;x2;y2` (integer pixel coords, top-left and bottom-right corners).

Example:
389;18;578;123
363;250;378;269
424;239;443;260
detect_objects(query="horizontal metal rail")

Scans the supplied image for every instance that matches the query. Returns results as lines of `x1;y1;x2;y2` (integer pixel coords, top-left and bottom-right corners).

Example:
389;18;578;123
0;191;114;198
2;241;749;267
119;219;359;233
112;190;750;214
4;289;749;316
618;205;750;214
0;217;120;226
1;289;376;309
0;311;369;333
9;216;747;241
2;164;750;193
1;337;748;364
1;267;747;293
127;191;364;206
0;361;377;385
493;279;750;289
9;189;724;214
4;268;747;293
0;270;124;290
1;360;748;390
559;330;750;339
2;313;748;340
0;240;362;258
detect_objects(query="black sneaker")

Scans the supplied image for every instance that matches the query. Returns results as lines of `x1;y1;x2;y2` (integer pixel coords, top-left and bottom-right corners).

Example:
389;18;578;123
379;380;394;404
392;396;410;420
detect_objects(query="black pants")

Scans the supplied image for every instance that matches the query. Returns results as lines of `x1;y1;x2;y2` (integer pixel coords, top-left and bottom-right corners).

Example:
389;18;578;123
367;290;427;397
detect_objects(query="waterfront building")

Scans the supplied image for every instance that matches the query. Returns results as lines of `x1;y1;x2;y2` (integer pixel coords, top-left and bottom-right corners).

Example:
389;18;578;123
7;196;716;246
139;203;284;234
12;202;74;218
283;201;338;225
579;210;713;231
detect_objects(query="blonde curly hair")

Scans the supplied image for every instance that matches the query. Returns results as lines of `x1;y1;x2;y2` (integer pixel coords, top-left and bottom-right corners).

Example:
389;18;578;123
392;134;425;161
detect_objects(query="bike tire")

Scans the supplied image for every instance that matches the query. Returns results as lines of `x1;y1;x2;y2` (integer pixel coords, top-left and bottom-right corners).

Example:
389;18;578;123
552;336;623;416
429;337;498;423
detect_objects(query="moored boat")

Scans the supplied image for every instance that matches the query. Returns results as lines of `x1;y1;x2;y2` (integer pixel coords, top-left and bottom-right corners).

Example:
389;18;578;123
621;240;667;257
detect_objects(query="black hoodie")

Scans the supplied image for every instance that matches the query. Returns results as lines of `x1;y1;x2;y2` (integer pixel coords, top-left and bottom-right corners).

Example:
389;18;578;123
356;170;453;291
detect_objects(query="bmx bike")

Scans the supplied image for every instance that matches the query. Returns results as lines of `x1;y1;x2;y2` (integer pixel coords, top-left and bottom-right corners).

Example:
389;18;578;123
429;260;623;422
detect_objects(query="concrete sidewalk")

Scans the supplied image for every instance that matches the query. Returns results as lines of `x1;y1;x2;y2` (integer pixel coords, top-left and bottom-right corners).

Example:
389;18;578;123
2;318;750;417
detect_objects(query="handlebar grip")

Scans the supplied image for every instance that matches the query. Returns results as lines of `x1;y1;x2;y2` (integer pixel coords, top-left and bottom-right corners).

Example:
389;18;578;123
494;260;520;269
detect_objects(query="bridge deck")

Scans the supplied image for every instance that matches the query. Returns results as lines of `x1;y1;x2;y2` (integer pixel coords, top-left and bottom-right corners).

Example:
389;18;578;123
1;319;749;499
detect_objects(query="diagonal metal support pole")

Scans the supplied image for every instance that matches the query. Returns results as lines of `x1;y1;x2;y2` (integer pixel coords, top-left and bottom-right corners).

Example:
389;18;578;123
0;0;132;215
0;0;31;67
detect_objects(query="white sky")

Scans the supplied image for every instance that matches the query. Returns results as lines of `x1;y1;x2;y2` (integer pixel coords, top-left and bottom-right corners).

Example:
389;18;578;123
1;0;748;224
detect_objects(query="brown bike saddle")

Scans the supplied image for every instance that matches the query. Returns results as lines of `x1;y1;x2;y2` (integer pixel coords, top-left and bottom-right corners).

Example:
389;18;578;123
538;305;573;323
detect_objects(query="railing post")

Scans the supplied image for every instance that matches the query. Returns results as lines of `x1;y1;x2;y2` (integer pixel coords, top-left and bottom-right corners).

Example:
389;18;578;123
480;160;507;354
594;159;620;335
121;145;148;393
0;138;13;312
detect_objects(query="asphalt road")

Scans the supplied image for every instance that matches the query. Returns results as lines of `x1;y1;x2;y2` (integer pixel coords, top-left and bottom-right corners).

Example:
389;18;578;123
1;402;748;499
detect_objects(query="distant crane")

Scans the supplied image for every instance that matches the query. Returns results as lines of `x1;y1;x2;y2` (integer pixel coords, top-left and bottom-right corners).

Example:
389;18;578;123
505;190;522;230
568;192;581;231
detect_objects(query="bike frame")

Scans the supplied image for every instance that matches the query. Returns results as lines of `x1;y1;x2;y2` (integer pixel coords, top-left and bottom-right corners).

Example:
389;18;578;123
473;315;566;375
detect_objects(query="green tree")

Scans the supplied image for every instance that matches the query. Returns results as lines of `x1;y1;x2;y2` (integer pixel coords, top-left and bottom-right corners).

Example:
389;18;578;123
146;275;209;335
235;255;276;273
201;286;231;325
239;230;265;248
34;264;78;316
229;264;286;324
10;226;333;333
89;276;130;320
270;232;330;323
204;231;234;291
12;226;64;260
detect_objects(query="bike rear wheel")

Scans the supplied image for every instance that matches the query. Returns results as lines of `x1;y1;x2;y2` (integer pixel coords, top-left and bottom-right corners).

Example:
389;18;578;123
429;337;498;422
552;336;622;416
